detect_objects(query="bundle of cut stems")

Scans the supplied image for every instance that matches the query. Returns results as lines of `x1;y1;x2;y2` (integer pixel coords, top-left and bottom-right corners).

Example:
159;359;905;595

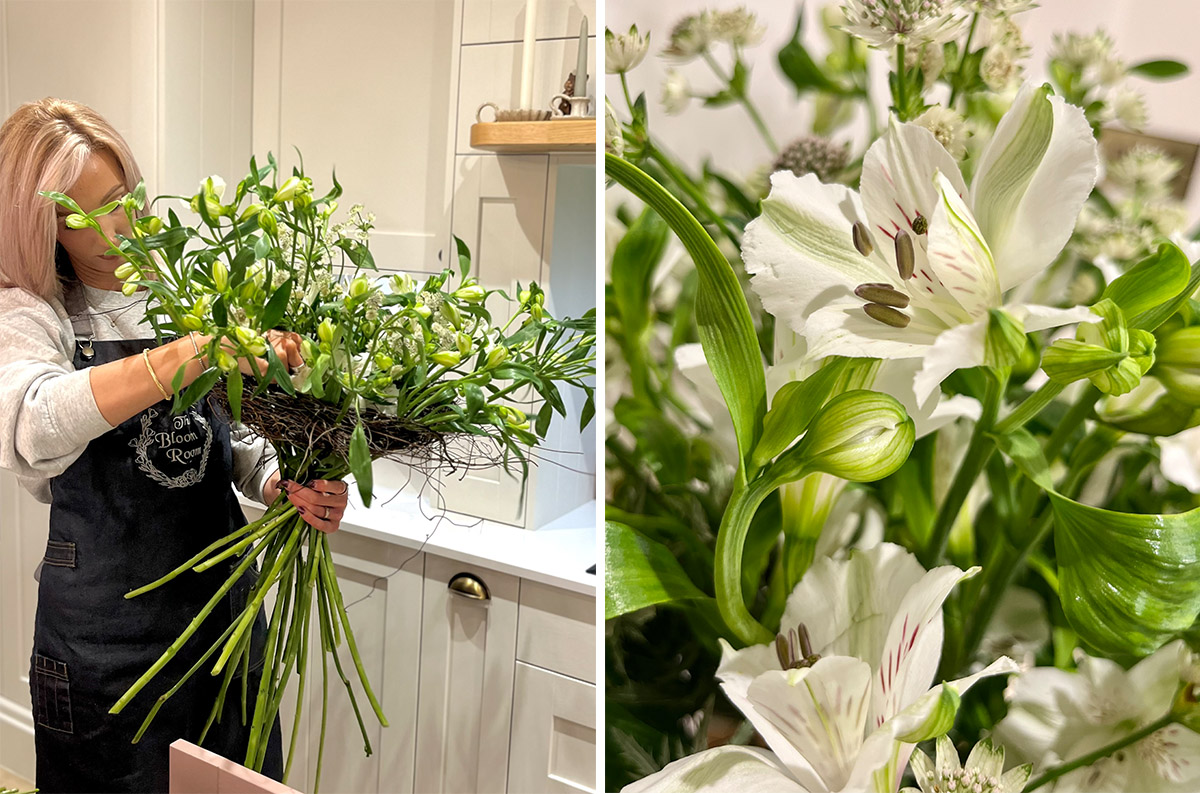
111;481;383;790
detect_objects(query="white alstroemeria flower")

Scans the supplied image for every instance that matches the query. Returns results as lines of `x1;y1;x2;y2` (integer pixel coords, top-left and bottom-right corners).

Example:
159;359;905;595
745;85;1098;408
625;543;1019;792
976;586;1050;671
903;735;1032;793
995;641;1200;791
1160;426;1200;493
840;0;969;48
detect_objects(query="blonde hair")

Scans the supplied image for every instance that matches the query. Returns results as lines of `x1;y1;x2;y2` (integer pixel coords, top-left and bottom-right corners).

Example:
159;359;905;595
0;98;144;301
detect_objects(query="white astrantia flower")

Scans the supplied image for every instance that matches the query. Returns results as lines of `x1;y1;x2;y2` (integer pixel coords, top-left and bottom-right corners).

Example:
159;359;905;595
903;736;1032;792
743;84;1099;408
624;543;1019;792
994;641;1200;791
914;106;968;159
605;25;650;74
661;69;691;115
662;12;716;61
709;7;766;47
1107;86;1148;130
840;0;970;49
975;0;1036;16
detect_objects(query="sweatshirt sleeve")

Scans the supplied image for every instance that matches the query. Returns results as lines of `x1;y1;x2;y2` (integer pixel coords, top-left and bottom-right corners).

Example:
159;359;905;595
230;423;279;504
0;288;114;485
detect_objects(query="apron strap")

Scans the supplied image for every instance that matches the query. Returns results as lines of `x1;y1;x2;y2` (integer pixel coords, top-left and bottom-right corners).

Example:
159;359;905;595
62;278;97;360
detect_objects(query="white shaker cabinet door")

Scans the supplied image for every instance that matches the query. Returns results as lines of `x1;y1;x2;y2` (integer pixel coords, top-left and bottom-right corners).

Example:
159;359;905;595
415;553;519;794
507;662;596;794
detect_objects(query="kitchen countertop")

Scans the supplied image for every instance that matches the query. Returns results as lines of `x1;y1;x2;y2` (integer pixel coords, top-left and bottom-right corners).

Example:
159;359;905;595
237;492;597;596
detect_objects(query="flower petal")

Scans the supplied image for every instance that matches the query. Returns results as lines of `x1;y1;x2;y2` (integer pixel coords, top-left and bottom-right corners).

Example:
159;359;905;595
621;745;810;793
936;734;962;777
872;358;981;439
802;303;940;362
926;170;1001;320
909;747;936;792
780;543;927;669
869;563;981;728
964;737;1006;780
913;315;989;405
849;657;1020;792
744;172;895;342
716;640;828;792
971;83;1100;292
999;763;1033;792
1126;640;1190;725
1005;303;1098;334
993;665;1090;766
743;657;874;792
1138;723;1200;784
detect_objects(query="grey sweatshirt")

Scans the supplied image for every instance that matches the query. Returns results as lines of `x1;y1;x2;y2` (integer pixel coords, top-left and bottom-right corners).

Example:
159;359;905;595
0;283;277;504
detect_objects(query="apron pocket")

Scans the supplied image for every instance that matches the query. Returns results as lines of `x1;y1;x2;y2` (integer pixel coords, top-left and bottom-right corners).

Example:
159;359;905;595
32;654;74;734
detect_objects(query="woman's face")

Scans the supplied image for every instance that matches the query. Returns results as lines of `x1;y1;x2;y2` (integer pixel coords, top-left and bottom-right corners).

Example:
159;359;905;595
55;149;132;289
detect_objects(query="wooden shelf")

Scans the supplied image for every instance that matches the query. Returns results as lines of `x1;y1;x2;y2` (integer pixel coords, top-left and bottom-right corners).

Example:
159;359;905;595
469;119;596;153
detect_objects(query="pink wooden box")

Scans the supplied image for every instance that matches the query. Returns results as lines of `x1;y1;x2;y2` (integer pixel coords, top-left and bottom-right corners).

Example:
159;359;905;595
168;740;300;794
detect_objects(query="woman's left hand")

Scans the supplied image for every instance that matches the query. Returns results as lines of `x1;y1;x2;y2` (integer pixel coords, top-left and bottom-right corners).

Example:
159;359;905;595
282;479;348;533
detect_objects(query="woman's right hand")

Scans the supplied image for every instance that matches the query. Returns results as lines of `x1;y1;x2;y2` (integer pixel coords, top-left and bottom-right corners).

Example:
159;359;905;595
196;330;305;377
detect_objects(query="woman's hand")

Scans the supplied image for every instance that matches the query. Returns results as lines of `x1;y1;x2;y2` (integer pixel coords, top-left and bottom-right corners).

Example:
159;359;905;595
194;330;305;377
281;479;348;533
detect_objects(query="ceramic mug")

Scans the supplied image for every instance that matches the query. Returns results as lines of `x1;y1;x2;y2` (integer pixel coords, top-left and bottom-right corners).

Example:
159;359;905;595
475;102;551;122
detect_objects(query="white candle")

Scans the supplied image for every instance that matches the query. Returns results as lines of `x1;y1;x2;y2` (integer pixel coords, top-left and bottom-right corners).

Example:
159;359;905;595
519;0;539;109
572;17;588;98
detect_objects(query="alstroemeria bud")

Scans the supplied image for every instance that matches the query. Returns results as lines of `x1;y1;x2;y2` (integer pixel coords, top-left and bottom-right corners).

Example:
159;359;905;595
453;284;485;303
65;213;89;230
440;301;463;328
216;349;238;373
485;346;508;369
373;353;394;370
294;192;313;209
1153;326;1200;407
789;390;915;482
456;332;473;356
414;304;432;319
181;315;203;332
122;281;138;297
212;261;229;293
392;273;416;294
258;208;278;236
349;276;370;299
191;295;211;317
239;202;263;221
431;350;461;367
317;318;336;344
234;326;256;347
114;262;138;280
134;216;163;238
301;338;319;361
319;200;338;219
274;176;303;203
518;289;532;305
1043;300;1155;396
896;686;963;744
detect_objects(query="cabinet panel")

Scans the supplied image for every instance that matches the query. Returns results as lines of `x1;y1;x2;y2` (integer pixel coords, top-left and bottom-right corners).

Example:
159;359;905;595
507;663;596;794
516;580;595;684
415;554;518;794
461;0;590;46
253;0;458;272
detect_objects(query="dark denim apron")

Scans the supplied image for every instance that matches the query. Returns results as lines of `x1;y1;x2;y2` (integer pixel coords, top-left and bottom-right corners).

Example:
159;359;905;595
29;280;282;792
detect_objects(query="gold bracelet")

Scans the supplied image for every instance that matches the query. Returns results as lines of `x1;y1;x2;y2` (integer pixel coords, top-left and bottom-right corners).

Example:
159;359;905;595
187;332;201;357
142;348;171;401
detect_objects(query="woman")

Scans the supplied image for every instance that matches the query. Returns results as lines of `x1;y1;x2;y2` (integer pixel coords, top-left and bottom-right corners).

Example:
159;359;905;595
0;98;347;792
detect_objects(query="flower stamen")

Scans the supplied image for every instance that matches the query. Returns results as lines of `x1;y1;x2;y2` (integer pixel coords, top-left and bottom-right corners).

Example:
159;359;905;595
911;214;928;235
852;221;875;257
855;282;911;308
865;303;912;328
775;623;822;670
895;230;915;279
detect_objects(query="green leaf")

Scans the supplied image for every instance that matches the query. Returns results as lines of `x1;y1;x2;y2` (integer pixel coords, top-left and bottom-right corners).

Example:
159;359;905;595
227;367;244;423
604;522;713;620
535;402;554;437
607;155;766;477
613;398;690;486
753;359;847;467
349;422;374;508
611;207;669;340
579;391;595;432
463;383;484;418
1103;242;1190;319
1128;59;1189;79
174;366;220;412
1050;490;1200;656
777;10;842;95
991;427;1052;490
260;279;292;330
212;296;228;326
454;235;472;279
335;239;376;270
1130;245;1199;332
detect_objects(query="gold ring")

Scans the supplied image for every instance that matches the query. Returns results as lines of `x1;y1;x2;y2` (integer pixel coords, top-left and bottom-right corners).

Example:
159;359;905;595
323;505;331;521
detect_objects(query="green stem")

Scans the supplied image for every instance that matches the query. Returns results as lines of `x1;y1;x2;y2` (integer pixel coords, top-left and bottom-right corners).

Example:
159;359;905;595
620;73;635;115
714;474;782;646
1024;715;1175;792
645;144;739;246
922;372;1004;566
213;527;302;675
895;43;907;118
947;12;980;110
994;381;1066;435
321;535;389;726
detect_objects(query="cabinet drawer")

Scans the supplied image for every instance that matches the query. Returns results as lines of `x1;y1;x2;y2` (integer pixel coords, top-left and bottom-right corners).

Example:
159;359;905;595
516;580;595;684
507;662;596;794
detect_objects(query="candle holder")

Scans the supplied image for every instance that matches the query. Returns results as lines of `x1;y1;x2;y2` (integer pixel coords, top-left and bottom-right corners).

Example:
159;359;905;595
476;102;551;123
550;95;592;119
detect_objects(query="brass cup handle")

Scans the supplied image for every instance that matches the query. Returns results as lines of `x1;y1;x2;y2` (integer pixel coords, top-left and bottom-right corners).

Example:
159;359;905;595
448;573;490;601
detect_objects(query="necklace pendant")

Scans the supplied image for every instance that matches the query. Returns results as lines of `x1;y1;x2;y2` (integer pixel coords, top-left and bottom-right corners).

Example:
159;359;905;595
79;336;95;361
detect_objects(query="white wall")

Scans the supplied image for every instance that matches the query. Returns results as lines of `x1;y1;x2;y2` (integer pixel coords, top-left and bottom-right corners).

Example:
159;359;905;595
606;0;1200;218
